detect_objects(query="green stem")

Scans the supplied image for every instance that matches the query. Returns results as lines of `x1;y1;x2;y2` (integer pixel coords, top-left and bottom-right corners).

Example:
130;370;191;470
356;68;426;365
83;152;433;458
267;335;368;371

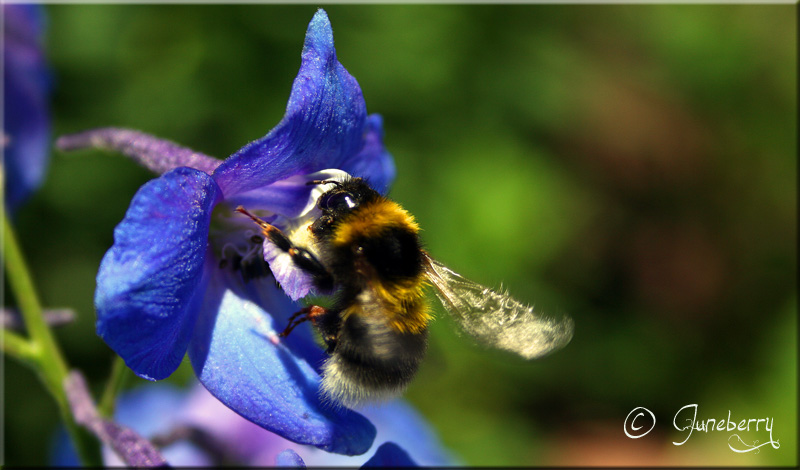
2;211;103;466
2;329;39;364
98;356;130;418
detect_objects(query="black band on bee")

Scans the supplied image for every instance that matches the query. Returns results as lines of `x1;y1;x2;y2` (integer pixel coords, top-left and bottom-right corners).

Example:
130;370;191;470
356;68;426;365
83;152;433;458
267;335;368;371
357;226;425;282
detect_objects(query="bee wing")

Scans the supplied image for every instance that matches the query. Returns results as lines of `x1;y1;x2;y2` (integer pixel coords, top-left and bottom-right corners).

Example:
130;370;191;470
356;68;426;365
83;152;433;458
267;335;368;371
424;254;574;360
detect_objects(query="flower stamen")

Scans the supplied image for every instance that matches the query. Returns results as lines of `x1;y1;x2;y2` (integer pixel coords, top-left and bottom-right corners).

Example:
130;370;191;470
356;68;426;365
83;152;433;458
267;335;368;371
218;231;272;282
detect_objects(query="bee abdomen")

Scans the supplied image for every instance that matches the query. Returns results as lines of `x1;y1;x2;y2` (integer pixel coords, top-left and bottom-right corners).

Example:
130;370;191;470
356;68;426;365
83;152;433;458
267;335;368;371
320;314;428;407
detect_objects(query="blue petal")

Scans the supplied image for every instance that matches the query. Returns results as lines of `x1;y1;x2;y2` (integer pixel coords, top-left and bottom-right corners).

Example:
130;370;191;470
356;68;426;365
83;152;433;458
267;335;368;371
275;449;306;467
359;400;456;466
188;273;376;455
3;4;51;210
237;277;327;370
340;114;396;195
226;169;349;220
274;399;454;466
227;183;311;220
212;9;367;198
363;442;418;467
96;167;221;380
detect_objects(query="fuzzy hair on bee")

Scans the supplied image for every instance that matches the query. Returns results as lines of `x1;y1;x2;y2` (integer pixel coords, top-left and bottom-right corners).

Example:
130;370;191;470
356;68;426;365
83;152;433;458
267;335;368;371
237;175;574;408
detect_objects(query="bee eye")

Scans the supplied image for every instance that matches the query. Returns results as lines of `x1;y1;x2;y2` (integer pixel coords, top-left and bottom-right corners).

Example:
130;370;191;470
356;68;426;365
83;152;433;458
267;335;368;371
322;192;358;211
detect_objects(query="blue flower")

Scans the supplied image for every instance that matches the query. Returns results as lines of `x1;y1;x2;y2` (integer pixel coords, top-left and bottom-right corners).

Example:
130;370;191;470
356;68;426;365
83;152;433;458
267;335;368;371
52;382;454;466
57;10;397;455
3;3;52;210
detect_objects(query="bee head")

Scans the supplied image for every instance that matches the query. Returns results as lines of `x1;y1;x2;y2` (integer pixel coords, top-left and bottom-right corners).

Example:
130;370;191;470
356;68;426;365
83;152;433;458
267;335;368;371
307;177;381;237
310;177;380;216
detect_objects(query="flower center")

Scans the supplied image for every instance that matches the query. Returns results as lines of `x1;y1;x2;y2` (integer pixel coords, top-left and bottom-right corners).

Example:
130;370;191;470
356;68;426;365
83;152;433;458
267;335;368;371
208;169;350;285
211;205;277;282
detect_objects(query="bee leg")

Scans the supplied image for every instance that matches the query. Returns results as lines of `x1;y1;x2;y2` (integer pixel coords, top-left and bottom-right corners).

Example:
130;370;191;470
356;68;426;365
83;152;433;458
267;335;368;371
284;247;334;291
279;305;328;337
236;206;334;290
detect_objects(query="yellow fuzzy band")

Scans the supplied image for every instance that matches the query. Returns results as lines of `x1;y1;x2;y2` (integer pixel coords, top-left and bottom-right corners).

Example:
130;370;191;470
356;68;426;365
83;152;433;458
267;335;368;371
339;278;431;334
332;199;419;247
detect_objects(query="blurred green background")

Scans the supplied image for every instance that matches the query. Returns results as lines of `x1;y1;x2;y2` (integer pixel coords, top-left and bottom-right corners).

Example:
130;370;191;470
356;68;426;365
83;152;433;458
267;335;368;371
4;4;796;466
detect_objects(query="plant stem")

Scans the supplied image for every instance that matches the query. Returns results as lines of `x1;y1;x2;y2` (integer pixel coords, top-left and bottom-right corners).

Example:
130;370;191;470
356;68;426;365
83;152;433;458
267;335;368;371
2;328;39;364
2;211;103;466
98;356;130;418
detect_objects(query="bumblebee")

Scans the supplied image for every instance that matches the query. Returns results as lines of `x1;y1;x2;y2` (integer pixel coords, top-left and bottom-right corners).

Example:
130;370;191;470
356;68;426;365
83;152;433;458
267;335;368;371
237;176;573;407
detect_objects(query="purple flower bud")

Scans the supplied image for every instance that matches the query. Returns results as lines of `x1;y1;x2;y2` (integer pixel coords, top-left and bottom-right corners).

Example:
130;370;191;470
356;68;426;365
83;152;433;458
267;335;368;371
3;4;52;211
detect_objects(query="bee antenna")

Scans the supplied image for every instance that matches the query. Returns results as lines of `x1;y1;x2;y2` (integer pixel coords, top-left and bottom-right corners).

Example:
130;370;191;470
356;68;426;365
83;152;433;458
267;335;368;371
306;179;341;187
235;206;270;229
